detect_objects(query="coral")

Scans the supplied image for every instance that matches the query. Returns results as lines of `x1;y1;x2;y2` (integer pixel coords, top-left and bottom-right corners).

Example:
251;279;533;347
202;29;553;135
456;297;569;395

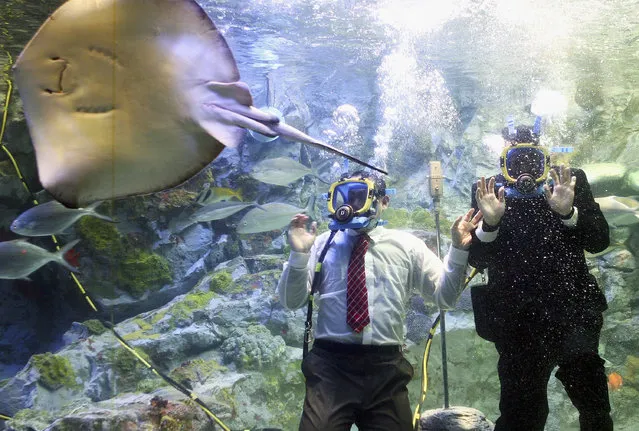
220;324;286;370
82;319;107;335
31;353;76;390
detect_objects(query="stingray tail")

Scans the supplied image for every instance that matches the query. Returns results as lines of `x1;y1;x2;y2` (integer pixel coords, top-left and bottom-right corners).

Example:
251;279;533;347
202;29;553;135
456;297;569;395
269;122;388;176
206;99;388;175
55;239;81;273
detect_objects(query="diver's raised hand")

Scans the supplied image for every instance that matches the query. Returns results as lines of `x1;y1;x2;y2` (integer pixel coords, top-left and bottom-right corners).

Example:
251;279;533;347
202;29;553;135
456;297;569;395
545;164;576;217
287;214;317;253
451;208;483;250
475;176;505;226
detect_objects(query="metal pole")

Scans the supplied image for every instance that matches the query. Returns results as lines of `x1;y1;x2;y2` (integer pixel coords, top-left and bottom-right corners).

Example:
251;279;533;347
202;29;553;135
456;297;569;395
433;197;450;409
428;160;449;409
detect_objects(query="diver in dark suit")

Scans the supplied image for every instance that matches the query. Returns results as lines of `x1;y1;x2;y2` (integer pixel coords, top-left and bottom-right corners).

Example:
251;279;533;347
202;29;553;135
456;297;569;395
468;125;613;430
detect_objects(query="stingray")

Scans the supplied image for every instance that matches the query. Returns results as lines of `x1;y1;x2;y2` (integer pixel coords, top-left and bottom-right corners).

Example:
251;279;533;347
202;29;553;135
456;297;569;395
13;0;386;208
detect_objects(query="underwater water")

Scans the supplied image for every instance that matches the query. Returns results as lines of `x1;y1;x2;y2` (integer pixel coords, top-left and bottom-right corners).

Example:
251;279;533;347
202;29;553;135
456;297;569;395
1;0;638;430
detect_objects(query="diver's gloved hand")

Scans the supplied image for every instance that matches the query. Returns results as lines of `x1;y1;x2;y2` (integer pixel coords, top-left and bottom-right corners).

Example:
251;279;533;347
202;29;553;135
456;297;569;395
475;176;505;227
451;208;483;250
287;213;317;253
544;164;576;217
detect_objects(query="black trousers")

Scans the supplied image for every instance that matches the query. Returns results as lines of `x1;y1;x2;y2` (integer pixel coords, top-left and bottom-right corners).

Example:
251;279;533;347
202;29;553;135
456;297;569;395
493;309;612;431
299;340;414;431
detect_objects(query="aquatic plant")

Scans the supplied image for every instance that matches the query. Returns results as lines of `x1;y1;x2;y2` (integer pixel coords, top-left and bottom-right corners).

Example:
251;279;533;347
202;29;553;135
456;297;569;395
31;352;76;390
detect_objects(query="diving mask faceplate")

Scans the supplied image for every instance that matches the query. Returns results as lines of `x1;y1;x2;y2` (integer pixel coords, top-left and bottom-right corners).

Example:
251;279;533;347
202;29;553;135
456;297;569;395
326;178;377;215
325;178;385;231
499;144;550;198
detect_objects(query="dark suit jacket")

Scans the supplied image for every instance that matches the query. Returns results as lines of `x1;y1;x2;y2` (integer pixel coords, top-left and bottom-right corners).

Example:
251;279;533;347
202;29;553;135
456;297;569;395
468;168;609;330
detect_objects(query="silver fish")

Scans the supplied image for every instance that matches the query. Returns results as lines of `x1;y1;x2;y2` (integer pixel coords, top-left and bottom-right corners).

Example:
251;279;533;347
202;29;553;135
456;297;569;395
193;201;263;223
10;200;113;237
168;200;263;233
13;0;386;208
251;157;329;186
595;196;639;227
236;196;315;234
0;239;80;279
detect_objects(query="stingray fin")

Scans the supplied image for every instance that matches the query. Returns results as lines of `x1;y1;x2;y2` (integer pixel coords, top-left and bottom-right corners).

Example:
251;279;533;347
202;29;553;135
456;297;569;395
196;105;250;148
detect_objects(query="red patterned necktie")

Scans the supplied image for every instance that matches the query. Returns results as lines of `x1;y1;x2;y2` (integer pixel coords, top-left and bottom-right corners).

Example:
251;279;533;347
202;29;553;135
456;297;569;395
347;235;370;333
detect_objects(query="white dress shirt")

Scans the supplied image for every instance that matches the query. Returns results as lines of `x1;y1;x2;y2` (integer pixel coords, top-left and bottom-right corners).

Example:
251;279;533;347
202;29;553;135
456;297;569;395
277;226;469;345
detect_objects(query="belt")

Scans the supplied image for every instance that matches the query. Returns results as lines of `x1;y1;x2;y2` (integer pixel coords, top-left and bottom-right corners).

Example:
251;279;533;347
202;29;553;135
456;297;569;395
312;339;402;355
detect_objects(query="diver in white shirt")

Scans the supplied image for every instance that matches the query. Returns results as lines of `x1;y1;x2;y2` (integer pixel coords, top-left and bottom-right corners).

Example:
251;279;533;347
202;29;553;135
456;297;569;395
278;170;482;431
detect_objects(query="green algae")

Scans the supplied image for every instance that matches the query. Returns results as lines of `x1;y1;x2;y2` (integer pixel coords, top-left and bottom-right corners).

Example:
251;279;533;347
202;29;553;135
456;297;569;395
77;218;173;298
82;319;107;336
31;353;76;390
209;270;234;293
168;291;216;326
